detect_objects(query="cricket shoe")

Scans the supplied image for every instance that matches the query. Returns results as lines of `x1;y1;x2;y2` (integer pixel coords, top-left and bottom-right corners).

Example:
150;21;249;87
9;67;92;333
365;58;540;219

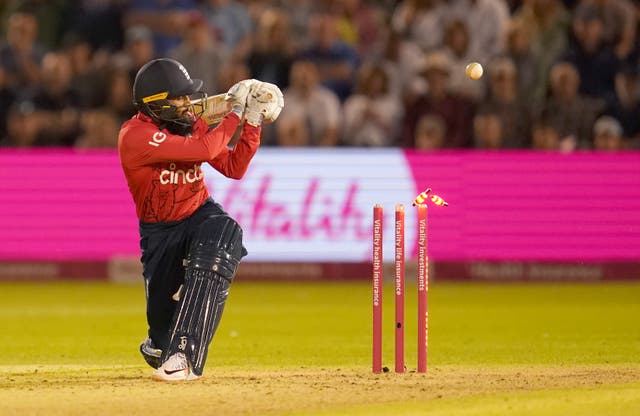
152;352;200;382
139;337;162;369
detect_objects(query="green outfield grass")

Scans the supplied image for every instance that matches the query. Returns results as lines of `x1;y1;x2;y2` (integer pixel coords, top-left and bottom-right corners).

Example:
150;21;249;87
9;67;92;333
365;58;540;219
0;280;638;415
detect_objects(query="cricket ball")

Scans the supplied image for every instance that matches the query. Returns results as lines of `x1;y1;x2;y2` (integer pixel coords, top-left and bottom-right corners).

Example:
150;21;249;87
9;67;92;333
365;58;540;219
465;62;483;80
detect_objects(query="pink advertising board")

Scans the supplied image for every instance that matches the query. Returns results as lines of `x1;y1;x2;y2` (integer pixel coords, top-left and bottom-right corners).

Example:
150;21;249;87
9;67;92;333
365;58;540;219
0;149;139;260
0;149;638;264
404;151;640;261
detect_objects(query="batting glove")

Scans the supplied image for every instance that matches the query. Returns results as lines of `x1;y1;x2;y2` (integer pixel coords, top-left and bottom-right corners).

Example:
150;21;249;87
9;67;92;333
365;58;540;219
245;82;284;127
225;79;260;118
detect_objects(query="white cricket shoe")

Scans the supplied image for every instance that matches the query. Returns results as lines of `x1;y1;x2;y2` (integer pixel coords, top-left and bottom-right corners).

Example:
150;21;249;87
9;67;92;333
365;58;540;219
152;352;200;382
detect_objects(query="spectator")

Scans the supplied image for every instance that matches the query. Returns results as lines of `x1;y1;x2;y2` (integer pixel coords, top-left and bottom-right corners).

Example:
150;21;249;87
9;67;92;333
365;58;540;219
414;114;447;150
298;13;359;101
201;0;253;60
61;34;107;108
605;64;640;141
531;117;562;150
123;0;199;56
0;65;16;140
514;0;570;104
2;1;72;51
2;0;638;151
24;52;82;146
341;63;402;146
375;29;425;105
216;59;251;94
75;109;120;148
113;25;156;85
402;51;474;148
168;13;227;93
273;0;320;46
104;66;137;125
3;99;46;146
33;53;75;107
540;61;604;148
562;4;618;104
391;0;445;53
277;60;341;146
444;0;511;63
328;0;385;58
248;8;295;89
592;115;624;150
0;11;46;89
438;18;485;102
482;56;531;148
473;110;505;149
274;116;309;146
504;17;539;103
578;0;636;59
66;0;125;52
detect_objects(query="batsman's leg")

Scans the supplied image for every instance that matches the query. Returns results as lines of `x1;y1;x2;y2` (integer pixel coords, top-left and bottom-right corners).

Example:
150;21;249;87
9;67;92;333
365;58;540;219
156;215;244;379
139;227;187;369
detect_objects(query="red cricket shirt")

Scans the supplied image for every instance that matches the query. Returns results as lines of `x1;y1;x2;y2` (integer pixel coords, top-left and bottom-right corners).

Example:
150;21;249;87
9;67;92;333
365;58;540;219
118;112;261;223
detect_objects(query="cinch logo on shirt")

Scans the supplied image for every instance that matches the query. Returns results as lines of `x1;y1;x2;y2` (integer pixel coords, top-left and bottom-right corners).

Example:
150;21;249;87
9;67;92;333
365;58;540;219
159;163;203;185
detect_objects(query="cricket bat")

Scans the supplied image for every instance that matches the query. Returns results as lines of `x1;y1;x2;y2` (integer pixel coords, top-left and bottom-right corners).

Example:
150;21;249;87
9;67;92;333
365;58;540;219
191;93;232;125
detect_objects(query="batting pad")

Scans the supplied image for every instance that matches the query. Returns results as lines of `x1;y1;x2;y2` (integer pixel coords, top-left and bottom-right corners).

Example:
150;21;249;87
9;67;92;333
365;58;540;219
166;269;230;375
163;216;243;375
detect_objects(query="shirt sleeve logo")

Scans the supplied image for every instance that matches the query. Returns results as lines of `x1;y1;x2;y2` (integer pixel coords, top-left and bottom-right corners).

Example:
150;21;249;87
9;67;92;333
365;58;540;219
148;132;167;147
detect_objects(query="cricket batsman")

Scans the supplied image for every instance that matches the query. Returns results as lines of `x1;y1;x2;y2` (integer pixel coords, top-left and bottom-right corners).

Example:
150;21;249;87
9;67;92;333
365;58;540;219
117;58;283;381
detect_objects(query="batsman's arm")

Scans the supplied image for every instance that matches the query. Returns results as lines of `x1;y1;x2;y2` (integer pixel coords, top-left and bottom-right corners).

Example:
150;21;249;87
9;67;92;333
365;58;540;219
208;80;284;177
119;113;242;166
208;123;261;179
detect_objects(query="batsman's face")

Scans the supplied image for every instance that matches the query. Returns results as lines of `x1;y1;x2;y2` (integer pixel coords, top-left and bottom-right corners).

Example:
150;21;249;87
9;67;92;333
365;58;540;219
168;95;199;121
161;95;202;129
167;96;190;115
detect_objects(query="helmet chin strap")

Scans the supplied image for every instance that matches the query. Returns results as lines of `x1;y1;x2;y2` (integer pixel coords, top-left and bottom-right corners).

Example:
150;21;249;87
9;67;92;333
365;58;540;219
141;101;196;136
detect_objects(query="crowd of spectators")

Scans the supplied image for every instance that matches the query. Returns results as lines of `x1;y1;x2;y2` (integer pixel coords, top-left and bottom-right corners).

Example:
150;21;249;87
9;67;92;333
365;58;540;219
1;0;639;151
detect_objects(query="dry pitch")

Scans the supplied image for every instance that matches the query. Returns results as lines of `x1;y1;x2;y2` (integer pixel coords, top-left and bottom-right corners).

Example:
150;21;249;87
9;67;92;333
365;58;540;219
2;365;638;415
0;281;638;415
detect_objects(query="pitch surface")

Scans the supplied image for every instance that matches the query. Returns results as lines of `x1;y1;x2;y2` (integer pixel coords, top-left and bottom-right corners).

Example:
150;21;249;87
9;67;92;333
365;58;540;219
1;281;638;415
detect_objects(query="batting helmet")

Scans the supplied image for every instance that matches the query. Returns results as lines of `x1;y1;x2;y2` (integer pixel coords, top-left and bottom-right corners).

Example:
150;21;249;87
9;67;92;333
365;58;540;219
133;58;206;133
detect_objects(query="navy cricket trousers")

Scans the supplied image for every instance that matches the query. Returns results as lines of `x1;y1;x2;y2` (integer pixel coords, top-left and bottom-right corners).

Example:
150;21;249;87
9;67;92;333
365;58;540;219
138;198;243;351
